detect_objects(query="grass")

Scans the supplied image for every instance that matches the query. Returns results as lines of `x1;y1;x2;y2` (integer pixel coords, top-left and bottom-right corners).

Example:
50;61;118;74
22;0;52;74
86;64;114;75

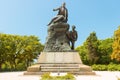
40;73;76;80
117;77;120;80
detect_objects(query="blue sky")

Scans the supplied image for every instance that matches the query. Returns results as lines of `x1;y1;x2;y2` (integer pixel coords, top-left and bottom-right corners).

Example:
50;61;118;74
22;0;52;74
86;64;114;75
0;0;120;47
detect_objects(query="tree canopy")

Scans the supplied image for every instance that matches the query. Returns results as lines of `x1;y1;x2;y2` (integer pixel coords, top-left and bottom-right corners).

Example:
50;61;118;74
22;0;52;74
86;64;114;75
111;27;120;62
76;32;114;65
0;33;44;71
85;32;99;65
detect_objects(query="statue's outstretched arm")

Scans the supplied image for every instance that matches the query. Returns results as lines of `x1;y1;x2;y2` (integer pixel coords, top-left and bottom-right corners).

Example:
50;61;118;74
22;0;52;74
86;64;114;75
53;7;60;11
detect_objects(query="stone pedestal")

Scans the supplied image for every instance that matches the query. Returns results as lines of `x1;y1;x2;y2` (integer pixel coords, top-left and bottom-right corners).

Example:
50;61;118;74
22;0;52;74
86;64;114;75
43;23;71;52
24;52;95;75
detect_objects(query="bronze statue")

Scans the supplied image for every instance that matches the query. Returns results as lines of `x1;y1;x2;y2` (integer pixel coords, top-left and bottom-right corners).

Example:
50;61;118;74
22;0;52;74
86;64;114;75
44;2;78;51
48;2;68;26
67;25;78;50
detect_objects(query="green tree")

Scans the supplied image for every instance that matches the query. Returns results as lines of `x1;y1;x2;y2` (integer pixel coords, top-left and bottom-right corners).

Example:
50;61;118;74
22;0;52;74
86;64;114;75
0;33;44;71
5;35;18;70
111;26;120;62
21;35;44;68
86;32;99;65
98;38;113;64
76;42;89;64
0;34;8;70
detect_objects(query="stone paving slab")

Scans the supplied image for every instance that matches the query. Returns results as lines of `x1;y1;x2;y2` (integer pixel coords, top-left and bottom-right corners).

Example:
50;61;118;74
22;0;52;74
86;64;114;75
0;71;120;80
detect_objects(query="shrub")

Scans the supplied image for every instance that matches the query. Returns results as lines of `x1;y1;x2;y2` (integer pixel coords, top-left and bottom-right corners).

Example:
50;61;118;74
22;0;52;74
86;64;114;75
41;73;52;80
117;65;120;71
92;64;120;71
63;73;75;79
107;64;117;71
92;64;107;71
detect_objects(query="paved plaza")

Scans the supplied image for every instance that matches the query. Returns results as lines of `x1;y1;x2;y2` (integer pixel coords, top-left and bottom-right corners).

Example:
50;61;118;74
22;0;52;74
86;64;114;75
0;71;120;80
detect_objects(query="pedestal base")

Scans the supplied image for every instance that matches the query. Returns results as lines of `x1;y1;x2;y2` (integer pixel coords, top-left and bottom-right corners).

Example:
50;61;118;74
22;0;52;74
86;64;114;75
24;52;95;75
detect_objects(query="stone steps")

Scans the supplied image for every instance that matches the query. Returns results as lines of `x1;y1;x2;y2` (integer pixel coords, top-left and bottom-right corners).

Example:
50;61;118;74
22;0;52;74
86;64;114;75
24;71;95;75
25;64;95;75
39;63;80;67
40;66;80;72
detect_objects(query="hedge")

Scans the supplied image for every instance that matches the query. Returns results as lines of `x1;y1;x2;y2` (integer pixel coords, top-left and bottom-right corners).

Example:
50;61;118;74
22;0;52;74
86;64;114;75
92;64;120;71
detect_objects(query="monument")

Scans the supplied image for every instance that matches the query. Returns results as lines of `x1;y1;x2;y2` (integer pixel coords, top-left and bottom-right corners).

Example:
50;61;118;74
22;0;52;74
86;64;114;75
24;2;95;75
